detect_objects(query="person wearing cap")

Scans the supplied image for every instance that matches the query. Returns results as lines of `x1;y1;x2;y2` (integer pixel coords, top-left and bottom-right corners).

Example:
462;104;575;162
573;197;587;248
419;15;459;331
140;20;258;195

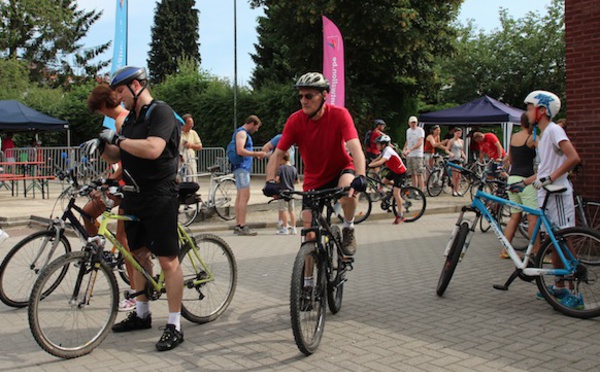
402;116;425;191
263;72;367;257
365;119;387;166
84;66;184;351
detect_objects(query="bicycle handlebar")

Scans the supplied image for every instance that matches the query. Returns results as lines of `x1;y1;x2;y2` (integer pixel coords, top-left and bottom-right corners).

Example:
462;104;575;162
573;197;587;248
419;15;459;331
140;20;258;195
278;186;351;202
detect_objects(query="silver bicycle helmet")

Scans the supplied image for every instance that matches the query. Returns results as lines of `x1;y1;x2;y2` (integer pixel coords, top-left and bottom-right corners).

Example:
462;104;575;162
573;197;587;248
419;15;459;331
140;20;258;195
295;72;330;92
374;134;391;144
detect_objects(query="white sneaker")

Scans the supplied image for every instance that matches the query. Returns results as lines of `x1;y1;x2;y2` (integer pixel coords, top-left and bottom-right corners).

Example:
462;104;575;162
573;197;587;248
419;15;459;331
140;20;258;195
118;298;137;312
277;227;288;235
289;227;298;235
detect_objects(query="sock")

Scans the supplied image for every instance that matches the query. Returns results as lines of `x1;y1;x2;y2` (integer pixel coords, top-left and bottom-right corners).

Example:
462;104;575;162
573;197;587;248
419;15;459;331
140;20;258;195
168;312;181;331
136;301;150;319
343;218;355;229
304;276;314;287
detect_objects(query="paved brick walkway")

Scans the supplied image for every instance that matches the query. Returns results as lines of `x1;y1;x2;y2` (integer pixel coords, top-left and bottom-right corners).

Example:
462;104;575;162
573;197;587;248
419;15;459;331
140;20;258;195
1;213;600;371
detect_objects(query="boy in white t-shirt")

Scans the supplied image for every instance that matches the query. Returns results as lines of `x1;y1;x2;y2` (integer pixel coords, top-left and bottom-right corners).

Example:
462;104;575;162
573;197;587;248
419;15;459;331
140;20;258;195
368;134;408;224
510;90;581;309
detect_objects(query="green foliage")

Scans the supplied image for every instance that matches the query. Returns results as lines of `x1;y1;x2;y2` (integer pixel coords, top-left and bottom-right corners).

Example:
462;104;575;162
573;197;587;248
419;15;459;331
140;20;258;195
434;0;565;111
0;0;109;86
0;58;29;99
147;0;201;83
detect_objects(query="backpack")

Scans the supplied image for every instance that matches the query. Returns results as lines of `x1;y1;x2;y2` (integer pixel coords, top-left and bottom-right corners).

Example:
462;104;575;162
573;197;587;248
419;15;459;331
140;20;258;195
364;130;373;148
226;129;248;166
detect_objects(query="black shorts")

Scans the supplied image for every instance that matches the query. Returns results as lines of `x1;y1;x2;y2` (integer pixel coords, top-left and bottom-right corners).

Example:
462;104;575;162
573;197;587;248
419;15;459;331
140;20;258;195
302;169;355;210
384;171;406;189
122;193;179;257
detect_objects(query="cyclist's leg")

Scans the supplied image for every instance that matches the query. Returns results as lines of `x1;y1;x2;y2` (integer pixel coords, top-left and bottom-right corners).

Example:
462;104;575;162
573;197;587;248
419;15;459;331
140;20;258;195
233;168;251;230
116;207;135;290
81;192;105;236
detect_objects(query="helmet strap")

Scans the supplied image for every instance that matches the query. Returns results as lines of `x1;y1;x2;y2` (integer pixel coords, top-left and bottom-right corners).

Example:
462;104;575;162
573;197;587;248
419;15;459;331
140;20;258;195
127;82;147;111
308;93;326;119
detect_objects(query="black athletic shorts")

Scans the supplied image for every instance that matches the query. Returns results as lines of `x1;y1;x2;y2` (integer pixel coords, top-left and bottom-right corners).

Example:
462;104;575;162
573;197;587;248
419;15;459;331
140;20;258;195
122;193;179;257
302;169;356;211
384;171;406;189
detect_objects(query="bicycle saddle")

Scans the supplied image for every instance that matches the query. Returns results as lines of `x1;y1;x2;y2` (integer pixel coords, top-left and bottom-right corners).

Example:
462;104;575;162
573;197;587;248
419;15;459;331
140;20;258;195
544;184;567;194
207;164;221;172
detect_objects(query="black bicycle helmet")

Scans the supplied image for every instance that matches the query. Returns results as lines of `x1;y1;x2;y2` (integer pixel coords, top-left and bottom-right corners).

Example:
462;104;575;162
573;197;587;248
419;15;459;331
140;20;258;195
109;66;147;89
295;72;330;92
373;119;386;128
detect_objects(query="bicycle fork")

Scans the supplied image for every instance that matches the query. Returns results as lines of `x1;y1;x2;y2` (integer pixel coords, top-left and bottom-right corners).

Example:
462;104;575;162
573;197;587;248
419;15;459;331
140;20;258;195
443;207;477;261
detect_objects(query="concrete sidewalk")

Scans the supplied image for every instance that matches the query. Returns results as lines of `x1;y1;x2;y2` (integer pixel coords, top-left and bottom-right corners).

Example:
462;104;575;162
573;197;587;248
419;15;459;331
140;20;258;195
0;178;467;230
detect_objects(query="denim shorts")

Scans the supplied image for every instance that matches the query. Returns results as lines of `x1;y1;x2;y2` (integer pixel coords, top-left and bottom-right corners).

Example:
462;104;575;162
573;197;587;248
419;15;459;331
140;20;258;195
233;168;251;189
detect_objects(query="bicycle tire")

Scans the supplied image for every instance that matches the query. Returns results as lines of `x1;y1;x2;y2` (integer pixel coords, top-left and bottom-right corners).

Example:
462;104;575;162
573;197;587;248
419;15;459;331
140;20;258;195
392;186;426;223
115;252;131;286
336;191;372;225
535;227;600;319
180;234;237;324
0;230;71;308
213;178;237;221
575;200;600;231
436;222;469;296
426;169;443;197
178;201;199;227
290;242;326;356
28;251;118;359
366;171;383;202
326;226;344;314
457;172;471;196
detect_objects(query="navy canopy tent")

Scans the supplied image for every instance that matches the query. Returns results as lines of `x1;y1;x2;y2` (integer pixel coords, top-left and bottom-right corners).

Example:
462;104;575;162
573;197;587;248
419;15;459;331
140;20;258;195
419;95;525;151
0;100;69;131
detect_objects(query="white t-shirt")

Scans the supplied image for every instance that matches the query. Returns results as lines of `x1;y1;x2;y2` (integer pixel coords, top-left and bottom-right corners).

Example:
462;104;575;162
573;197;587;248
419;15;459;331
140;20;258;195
537;122;571;191
406;127;425;157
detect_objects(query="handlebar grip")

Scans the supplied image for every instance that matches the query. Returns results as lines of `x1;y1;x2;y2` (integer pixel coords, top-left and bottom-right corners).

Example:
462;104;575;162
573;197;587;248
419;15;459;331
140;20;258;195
122;185;137;193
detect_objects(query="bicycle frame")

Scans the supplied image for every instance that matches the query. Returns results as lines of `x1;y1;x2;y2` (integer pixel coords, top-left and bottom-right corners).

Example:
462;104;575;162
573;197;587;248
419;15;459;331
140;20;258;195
455;187;581;277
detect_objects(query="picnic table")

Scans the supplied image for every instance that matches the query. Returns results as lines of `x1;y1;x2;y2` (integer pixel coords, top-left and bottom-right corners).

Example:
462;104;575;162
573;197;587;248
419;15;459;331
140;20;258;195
0;161;55;199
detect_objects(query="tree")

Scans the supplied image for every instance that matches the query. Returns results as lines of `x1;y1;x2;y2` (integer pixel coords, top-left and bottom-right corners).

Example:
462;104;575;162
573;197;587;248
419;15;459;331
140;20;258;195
434;0;565;111
147;0;201;83
249;0;463;141
0;0;109;86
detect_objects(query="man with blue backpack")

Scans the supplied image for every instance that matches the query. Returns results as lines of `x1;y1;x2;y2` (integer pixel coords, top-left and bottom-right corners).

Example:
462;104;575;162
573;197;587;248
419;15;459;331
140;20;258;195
227;115;267;235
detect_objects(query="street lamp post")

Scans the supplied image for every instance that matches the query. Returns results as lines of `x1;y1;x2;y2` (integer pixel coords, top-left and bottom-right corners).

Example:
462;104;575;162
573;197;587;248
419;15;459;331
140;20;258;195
233;0;238;130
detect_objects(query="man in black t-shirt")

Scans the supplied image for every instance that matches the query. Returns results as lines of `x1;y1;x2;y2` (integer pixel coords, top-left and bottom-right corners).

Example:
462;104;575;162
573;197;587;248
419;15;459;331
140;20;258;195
91;66;184;352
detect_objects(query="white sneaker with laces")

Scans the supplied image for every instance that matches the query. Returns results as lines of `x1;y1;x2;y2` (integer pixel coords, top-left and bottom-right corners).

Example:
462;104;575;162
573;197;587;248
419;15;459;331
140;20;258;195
289;227;298;235
118;298;137;312
277;227;289;235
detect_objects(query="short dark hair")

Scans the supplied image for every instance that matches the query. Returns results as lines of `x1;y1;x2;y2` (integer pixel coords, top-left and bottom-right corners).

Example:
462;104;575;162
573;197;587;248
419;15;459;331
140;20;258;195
245;115;261;126
282;152;290;162
182;114;193;121
520;112;530;129
87;84;120;112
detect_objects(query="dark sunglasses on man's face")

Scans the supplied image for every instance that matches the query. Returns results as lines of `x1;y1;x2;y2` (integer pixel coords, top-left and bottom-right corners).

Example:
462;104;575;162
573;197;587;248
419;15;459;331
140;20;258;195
298;93;318;101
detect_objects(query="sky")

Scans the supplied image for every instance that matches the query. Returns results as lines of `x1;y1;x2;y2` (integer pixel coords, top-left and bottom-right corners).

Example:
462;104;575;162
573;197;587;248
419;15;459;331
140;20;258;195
79;0;554;85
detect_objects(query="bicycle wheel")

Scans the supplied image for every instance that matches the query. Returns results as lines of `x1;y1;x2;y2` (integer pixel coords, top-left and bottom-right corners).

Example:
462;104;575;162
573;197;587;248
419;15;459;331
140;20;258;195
427;169;443;197
326;226;344;314
28;251;118;359
457;172;471;196
180;234;237;324
366;171;383;202
114;251;131;286
436;222;469;296
0;230;71;308
178;201;199;227
535;227;600;319
213;178;237;221
392;186;426;222
575;200;600;231
336;191;372;225
290;242;326;356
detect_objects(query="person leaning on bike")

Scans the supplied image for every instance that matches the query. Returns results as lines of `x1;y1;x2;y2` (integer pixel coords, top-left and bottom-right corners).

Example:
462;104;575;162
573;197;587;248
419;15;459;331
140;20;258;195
263;72;367;257
83;66;184;351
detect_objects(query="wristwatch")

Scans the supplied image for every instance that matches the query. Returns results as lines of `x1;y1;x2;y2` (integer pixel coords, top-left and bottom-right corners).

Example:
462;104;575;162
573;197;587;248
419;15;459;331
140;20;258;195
115;135;126;147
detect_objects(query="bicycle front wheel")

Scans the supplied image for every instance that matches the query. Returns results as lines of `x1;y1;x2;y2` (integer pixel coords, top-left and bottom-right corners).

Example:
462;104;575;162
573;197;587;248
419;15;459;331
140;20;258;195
180;234;237;324
0;230;71;308
178;201;199;227
290;242;326;356
392;186;426;222
28;251;118;359
575;200;600;231
437;222;469;296
535;227;600;319
213;178;237;221
426;169;443;197
326;226;344;314
366;171;383;202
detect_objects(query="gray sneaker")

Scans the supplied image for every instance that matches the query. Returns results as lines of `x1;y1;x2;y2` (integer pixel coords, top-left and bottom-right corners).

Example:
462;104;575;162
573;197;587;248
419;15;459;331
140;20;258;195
342;227;357;256
233;226;242;235
238;225;258;236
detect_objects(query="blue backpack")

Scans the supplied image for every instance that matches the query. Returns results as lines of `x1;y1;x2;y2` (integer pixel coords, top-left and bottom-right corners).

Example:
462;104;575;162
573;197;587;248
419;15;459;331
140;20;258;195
226;129;248;166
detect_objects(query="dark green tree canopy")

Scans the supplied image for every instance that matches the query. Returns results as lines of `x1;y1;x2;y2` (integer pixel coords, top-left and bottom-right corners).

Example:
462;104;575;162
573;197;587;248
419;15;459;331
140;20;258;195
147;0;201;83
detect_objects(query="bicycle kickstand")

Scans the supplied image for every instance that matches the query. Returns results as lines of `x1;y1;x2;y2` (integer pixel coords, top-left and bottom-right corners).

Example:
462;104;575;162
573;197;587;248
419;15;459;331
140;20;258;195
493;269;522;291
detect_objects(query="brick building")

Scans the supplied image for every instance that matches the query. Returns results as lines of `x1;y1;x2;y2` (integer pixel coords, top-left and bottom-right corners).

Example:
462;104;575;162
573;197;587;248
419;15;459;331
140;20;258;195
565;0;600;199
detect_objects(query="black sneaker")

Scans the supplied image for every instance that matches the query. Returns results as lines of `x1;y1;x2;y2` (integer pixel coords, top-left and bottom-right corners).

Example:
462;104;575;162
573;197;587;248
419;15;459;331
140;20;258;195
342;227;357;256
156;324;184;351
112;311;152;333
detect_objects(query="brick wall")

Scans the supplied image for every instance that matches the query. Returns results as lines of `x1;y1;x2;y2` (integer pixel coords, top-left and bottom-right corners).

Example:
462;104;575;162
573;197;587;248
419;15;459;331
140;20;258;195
565;0;600;199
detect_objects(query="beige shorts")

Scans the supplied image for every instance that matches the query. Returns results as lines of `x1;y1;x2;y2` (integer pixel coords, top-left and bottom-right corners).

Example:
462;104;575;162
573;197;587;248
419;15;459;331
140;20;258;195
507;175;538;213
407;157;424;175
278;198;295;212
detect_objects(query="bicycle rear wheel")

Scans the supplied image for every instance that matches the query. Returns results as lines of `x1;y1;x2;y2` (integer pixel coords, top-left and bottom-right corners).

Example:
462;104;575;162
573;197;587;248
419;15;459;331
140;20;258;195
426;169;443;197
290;242;326;356
457;172;471;196
28;251;118;359
326;226;344;314
213;178;237;221
535;227;600;319
437;222;469;296
180;234;237;323
575;200;600;231
178;201;199;227
392;186;426;222
0;230;71;308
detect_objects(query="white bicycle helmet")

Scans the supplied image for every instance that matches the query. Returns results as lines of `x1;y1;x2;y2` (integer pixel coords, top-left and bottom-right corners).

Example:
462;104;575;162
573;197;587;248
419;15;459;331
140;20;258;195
524;90;561;119
295;72;330;92
374;134;391;144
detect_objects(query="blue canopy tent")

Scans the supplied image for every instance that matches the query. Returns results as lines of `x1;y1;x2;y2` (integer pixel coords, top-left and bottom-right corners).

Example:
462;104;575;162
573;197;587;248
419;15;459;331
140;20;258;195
0;100;69;131
419;95;525;152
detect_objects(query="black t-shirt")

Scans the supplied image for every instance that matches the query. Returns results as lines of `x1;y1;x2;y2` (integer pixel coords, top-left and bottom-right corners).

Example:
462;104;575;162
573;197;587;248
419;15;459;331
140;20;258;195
120;100;181;194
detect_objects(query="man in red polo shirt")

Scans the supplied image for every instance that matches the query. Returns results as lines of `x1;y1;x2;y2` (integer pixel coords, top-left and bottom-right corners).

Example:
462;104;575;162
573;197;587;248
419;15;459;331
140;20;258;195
472;131;506;175
263;72;367;257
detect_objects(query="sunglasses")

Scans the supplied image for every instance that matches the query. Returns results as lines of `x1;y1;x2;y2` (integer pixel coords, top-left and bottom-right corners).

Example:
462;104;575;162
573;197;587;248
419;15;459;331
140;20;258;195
297;93;318;100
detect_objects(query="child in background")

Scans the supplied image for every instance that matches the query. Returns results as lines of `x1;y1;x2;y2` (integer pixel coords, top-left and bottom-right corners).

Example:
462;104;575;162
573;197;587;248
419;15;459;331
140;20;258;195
276;152;299;235
368;134;408;224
